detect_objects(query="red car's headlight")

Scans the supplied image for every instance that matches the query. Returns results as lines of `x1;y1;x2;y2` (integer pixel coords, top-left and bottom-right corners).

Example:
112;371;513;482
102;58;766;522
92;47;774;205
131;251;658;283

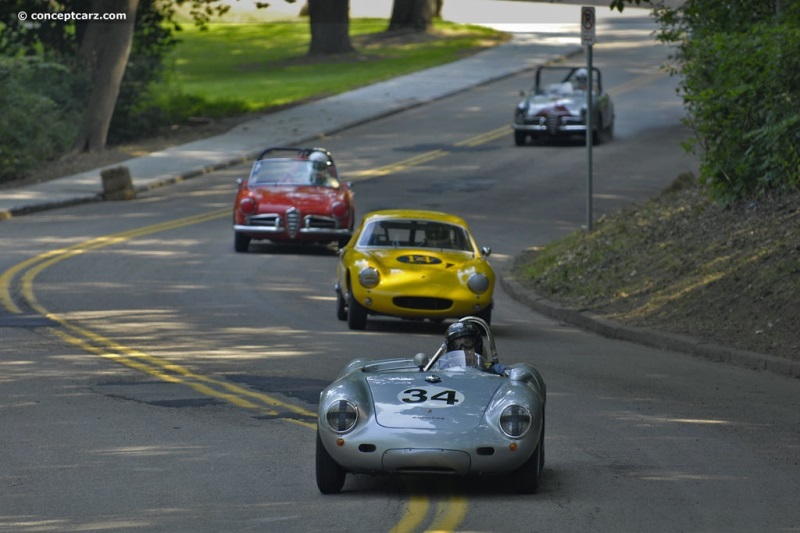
331;201;348;219
239;197;257;215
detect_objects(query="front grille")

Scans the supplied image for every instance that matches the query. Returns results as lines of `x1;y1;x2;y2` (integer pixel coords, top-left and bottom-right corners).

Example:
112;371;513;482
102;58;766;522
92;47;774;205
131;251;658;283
305;215;338;229
393;297;452;310
547;114;559;134
249;214;280;227
285;208;300;237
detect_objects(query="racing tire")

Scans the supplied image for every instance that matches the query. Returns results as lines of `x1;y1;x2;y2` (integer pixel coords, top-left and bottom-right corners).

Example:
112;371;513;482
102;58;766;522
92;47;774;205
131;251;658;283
234;232;250;253
336;290;347;321
316;431;346;494
512;411;545;494
514;130;527;147
347;291;368;330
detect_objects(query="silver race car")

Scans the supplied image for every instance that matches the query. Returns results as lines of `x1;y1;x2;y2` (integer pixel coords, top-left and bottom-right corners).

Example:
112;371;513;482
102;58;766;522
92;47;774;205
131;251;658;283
513;65;615;145
316;316;546;494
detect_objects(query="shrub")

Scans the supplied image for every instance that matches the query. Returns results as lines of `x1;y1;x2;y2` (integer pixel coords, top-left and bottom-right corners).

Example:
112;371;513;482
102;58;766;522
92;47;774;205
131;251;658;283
0;57;86;182
681;23;800;202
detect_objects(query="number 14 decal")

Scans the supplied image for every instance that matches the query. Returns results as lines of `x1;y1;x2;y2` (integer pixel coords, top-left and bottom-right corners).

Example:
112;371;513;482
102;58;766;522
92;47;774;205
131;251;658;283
399;386;465;407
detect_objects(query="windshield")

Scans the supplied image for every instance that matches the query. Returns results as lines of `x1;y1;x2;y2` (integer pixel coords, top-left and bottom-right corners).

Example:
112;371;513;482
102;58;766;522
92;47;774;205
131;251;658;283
357;219;472;251
535;68;599;97
436;350;484;370
248;159;340;188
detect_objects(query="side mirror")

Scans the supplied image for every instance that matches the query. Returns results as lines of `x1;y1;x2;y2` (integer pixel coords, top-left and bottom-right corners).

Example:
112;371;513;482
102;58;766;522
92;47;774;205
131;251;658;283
413;352;430;369
481;246;492;258
236;178;244;186
519;90;525;97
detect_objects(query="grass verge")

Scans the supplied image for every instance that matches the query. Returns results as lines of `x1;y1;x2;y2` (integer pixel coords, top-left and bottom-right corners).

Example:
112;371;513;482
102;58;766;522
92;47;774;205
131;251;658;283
155;18;508;119
512;174;800;361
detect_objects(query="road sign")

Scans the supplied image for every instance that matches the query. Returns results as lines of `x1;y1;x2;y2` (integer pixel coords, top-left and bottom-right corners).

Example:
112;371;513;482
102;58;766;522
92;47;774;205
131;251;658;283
581;6;596;46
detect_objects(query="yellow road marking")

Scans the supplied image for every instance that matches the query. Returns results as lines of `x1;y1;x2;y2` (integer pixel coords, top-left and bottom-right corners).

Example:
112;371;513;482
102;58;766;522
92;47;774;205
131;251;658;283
389;495;430;533
427;496;468;532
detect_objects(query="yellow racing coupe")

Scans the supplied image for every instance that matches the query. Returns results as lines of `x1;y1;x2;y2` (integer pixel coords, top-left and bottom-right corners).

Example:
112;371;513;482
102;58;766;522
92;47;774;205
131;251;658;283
335;210;495;330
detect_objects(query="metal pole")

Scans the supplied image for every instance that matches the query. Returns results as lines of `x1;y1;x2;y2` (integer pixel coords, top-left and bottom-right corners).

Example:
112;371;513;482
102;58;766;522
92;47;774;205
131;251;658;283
585;45;593;231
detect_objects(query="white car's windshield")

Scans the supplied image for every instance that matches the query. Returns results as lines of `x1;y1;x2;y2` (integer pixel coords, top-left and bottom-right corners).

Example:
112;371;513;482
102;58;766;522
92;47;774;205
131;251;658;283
357;219;472;251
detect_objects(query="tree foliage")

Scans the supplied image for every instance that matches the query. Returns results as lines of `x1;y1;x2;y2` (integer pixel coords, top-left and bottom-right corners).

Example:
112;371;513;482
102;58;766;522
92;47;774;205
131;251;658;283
612;0;800;202
0;57;86;181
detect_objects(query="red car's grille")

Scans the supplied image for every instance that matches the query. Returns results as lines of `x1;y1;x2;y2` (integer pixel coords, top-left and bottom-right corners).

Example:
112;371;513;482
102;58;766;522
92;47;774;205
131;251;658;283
285;208;300;237
305;215;338;229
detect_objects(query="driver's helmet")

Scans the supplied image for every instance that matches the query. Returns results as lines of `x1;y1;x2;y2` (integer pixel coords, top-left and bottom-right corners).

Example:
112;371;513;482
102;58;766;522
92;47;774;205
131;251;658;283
425;224;450;248
574;68;588;87
308;151;330;184
445;321;484;368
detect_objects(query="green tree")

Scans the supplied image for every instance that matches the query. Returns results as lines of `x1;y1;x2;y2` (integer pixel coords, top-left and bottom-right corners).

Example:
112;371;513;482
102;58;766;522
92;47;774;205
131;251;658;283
611;0;800;201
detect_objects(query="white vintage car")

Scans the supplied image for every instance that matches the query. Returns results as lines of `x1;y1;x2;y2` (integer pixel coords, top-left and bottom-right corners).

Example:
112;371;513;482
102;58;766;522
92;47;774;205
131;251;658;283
513;66;615;145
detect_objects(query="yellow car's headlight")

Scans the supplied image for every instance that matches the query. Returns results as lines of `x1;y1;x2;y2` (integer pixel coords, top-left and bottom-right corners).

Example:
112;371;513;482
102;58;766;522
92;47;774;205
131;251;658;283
467;273;490;294
358;267;380;288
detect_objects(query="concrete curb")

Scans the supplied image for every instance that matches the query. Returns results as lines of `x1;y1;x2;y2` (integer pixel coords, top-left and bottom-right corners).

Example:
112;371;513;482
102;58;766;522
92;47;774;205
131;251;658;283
500;273;800;379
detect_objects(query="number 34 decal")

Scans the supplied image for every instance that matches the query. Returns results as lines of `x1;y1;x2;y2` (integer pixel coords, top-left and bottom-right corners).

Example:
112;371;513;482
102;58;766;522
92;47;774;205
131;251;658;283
399;386;465;407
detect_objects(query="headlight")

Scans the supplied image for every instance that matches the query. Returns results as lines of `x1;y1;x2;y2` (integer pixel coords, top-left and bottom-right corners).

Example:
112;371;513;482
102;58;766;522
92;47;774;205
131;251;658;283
331;201;348;219
239;197;257;215
499;405;532;438
358;267;380;288
467;273;490;294
325;400;358;433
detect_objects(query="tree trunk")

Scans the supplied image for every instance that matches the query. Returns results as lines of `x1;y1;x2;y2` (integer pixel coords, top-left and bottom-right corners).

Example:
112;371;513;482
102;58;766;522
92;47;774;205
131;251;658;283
70;0;139;153
307;0;354;55
388;0;435;32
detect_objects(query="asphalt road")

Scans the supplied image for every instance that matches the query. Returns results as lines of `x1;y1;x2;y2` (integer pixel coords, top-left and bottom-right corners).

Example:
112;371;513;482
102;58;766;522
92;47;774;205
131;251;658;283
2;27;798;533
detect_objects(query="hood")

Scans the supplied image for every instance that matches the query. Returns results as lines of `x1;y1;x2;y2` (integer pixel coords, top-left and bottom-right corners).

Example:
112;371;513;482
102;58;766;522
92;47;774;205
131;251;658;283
366;248;474;270
252;185;341;211
366;371;502;430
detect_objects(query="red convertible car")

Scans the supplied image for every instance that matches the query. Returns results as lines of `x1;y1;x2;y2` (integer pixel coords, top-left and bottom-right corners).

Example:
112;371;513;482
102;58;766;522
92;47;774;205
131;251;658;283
233;147;355;252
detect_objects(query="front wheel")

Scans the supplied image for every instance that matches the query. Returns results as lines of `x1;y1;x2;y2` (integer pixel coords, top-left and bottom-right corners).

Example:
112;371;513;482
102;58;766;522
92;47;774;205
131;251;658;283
234;232;250;253
316;431;346;494
347;290;368;330
336;290;347;321
476;306;492;325
514;130;527;146
512;412;545;494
